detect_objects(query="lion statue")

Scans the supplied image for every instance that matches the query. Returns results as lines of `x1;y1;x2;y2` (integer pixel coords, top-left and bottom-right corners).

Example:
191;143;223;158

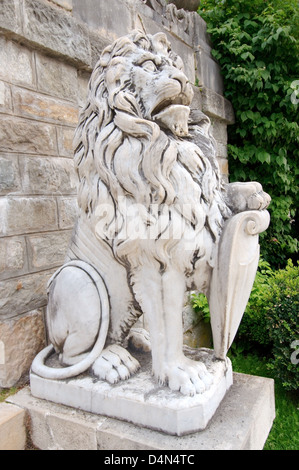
32;31;270;396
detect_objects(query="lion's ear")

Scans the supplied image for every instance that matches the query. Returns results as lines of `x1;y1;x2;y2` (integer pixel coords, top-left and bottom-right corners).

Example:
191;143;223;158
100;48;112;67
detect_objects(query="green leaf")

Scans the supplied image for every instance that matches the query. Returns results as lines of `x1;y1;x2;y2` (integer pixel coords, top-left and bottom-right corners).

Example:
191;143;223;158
256;149;271;164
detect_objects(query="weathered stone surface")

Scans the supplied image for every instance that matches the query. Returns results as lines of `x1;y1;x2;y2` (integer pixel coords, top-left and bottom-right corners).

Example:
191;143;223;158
0;155;21;194
57;126;76;157
0;197;58;237
0;116;57;155
0;0;23;37
196;49;224;95
50;0;73;11
35;53;78;102
77;71;91;107
0;80;13;114
0;403;26;450
0;37;35;88
28;230;72;270
193;12;212;53
211;119;228;144
19;156;78;195
57;196;78;229
22;0;91;66
0;311;46;387
0;272;54;320
201;87;235;124
0;237;27;280
13;87;79;125
73;0;132;42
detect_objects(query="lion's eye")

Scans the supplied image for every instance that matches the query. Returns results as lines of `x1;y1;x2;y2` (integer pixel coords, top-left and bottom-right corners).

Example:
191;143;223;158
141;60;157;73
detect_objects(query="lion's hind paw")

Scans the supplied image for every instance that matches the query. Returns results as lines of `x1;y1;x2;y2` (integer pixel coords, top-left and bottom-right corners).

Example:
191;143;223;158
91;344;140;384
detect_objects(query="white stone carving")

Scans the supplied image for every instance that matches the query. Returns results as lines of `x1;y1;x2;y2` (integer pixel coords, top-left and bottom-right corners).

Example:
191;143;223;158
31;31;270;399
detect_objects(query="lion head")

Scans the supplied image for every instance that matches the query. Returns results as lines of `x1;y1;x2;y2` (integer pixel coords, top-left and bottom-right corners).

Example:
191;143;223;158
73;31;230;276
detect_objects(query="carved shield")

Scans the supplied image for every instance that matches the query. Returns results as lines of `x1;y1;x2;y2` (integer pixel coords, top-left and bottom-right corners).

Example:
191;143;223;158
209;210;270;360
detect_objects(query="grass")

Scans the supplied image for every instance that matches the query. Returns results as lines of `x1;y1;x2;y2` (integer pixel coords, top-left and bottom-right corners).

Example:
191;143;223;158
229;350;299;450
0;386;20;403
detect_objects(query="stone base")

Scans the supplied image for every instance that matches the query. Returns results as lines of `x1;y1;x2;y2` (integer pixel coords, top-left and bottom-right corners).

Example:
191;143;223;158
7;371;275;450
0;403;26;450
30;348;233;436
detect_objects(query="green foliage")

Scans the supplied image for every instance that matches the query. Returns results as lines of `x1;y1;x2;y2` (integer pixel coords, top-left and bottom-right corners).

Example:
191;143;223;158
267;295;299;391
198;0;299;267
237;259;299;391
190;292;210;323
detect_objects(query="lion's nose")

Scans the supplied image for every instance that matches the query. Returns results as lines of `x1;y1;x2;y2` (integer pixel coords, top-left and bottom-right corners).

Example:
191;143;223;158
170;69;189;92
169;70;193;105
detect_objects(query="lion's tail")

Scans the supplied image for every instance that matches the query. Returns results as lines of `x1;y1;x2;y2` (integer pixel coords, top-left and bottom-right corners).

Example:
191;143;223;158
31;261;110;380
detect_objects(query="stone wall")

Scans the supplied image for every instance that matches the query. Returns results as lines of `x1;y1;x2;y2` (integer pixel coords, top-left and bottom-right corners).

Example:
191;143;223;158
0;0;234;387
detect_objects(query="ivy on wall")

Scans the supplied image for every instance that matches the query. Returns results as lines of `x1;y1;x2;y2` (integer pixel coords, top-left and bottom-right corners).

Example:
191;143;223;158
198;0;299;267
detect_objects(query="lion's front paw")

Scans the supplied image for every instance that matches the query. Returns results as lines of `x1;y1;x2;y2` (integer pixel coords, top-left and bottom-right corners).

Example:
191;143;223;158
227;182;271;213
91;344;140;384
157;356;213;397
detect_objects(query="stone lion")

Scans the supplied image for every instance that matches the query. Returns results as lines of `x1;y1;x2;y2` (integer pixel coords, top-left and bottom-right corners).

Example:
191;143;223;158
32;31;270;396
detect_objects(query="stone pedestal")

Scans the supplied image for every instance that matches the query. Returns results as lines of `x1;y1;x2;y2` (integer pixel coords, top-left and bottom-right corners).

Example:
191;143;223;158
30;348;233;436
7;371;275;450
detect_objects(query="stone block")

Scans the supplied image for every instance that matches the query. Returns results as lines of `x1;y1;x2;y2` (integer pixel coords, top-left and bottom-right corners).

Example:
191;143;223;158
0;116;57;155
73;0;132;43
196;50;224;95
201;87;226;121
0;271;54;321
0;0;23;37
57;126;76;157
57;196;78;229
77;71;91;108
12;87;79;125
0;80;13;114
35;53;78;102
0;403;26;450
0;311;46;387
22;0;91;67
210;119;228;144
0;155;21;195
193;13;212;53
19;156;78;195
215;141;228;159
0;37;36;88
223;97;235;125
8;372;275;450
28;230;72;270
0;197;58;237
0;237;27;280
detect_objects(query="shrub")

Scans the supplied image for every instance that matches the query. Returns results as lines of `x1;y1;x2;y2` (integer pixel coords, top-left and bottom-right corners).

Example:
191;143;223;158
267;294;299;391
237;259;299;390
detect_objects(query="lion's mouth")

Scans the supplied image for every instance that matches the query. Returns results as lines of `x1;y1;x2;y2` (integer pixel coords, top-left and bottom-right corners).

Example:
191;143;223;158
152;94;191;137
151;91;191;117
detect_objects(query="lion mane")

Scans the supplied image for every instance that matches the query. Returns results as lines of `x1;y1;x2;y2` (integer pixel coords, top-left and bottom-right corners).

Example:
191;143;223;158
73;31;230;281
